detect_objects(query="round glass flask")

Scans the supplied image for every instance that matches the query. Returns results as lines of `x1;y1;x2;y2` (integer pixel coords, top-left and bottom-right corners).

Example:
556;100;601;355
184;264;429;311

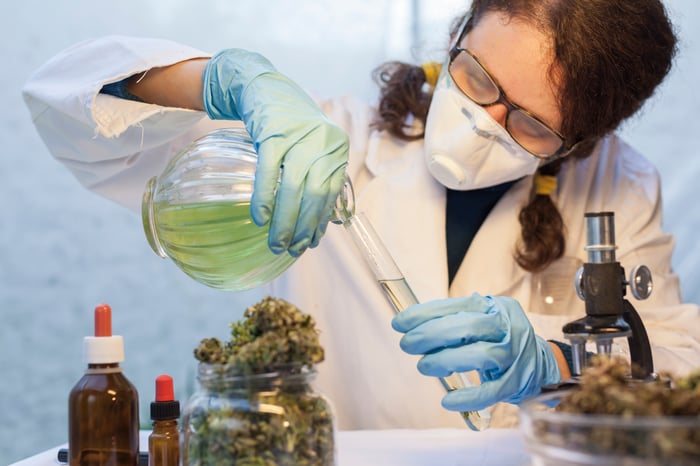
142;128;297;291
182;362;335;465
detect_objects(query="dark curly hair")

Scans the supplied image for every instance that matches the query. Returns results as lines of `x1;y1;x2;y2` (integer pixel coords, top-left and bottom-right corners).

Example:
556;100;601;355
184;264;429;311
372;0;677;272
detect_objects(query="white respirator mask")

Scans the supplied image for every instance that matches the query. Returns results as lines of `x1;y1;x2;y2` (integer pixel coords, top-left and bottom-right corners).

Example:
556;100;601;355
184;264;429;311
424;66;541;190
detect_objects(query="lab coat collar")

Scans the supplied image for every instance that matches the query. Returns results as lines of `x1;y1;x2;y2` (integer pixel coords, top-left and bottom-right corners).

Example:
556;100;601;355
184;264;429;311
361;129;533;303
450;175;532;297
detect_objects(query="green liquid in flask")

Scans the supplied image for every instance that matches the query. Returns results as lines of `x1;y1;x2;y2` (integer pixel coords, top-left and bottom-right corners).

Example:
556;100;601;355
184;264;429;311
150;201;296;290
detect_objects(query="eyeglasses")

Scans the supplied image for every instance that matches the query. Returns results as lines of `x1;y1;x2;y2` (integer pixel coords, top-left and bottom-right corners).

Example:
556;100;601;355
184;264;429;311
448;45;567;159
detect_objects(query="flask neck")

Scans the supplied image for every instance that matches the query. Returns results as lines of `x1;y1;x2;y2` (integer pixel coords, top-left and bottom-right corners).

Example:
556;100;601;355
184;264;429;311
152;419;179;432
85;362;122;374
87;362;119;368
142;176;167;258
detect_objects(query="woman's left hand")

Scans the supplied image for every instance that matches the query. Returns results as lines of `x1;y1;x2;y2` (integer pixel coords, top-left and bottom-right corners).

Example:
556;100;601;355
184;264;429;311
391;293;562;412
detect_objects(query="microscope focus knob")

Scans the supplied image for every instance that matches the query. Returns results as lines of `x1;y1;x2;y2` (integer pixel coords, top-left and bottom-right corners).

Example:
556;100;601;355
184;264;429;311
629;265;653;300
574;266;585;300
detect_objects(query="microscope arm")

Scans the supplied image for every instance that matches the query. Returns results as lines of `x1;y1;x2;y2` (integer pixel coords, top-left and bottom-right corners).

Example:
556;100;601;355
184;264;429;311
623;299;654;379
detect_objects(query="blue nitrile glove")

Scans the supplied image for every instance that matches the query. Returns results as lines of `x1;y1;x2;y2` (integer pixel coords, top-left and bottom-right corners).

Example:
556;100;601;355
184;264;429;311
391;293;562;412
203;49;349;257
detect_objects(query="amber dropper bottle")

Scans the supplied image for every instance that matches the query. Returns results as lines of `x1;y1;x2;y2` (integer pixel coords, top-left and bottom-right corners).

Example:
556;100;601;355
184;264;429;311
148;375;180;466
68;304;140;466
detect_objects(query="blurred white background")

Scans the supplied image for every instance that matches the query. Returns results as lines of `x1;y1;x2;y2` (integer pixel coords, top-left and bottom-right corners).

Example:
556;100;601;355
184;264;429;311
2;1;698;463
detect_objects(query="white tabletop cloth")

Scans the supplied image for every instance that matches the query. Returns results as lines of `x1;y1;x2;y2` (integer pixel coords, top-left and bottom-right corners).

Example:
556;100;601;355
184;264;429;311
10;429;530;466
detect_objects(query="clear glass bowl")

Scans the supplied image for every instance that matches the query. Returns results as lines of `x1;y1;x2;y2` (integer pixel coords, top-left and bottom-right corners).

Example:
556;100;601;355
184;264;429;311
141;128;297;291
520;391;700;466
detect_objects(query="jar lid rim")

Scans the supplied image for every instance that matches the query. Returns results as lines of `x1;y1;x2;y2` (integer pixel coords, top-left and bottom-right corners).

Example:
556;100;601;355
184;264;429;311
196;361;317;379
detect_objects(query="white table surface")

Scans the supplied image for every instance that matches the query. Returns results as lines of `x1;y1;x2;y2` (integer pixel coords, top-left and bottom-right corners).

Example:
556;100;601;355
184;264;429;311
11;428;531;466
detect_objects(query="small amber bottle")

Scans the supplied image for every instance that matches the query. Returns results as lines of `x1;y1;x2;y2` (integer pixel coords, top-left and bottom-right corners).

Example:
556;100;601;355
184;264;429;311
68;304;140;466
148;374;180;466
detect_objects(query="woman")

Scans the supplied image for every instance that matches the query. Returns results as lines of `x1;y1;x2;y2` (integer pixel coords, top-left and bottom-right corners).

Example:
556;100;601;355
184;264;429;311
23;0;699;429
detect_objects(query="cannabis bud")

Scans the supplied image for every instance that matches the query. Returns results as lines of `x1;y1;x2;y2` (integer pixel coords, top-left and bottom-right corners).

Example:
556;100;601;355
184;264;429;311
192;337;224;363
557;357;700;418
184;296;334;466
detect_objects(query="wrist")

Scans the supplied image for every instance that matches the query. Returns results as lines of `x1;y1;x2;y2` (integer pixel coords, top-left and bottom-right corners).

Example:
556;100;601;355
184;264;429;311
547;340;572;381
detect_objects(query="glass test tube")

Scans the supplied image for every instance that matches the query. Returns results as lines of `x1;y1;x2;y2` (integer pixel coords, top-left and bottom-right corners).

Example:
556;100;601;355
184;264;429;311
334;183;490;431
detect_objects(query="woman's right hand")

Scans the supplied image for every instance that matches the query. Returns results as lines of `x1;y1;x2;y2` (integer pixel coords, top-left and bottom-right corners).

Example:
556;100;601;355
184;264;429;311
203;49;349;257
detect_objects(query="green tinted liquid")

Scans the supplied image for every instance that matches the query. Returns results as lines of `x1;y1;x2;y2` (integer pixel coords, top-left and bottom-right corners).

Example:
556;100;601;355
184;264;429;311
153;201;295;290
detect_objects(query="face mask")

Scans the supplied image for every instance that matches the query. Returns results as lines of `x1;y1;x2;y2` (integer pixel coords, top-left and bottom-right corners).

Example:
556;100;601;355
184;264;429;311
424;68;540;190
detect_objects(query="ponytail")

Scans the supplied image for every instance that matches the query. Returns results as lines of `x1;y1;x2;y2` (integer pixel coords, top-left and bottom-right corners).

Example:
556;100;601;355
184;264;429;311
372;61;433;141
514;162;566;272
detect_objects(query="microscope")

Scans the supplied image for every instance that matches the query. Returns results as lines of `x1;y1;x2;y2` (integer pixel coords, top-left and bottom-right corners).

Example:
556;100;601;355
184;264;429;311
562;211;655;380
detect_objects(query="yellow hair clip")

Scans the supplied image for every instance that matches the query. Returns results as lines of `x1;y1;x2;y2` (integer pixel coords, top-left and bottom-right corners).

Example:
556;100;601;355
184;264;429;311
421;62;442;88
534;175;557;196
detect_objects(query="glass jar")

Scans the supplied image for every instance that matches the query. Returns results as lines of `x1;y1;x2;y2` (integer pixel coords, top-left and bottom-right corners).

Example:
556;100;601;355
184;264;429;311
141;128;297;291
182;362;335;466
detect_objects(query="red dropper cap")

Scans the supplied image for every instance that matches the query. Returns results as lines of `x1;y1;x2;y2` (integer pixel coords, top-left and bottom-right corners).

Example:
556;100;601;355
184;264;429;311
84;303;124;364
151;374;180;421
94;304;112;337
155;374;174;402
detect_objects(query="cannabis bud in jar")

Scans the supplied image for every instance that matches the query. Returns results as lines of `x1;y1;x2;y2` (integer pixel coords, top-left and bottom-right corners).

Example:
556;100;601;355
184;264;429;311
522;356;700;465
183;297;334;466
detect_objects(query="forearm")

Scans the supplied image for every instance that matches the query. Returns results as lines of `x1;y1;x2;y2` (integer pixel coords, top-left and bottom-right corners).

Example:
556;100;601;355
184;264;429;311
126;57;209;110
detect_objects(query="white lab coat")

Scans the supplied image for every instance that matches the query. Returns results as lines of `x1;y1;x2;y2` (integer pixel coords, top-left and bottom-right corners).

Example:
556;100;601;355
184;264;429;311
23;36;700;430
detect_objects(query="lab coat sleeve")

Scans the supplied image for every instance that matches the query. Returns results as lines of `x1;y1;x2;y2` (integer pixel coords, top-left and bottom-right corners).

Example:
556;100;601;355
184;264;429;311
22;35;214;210
317;95;375;180
610;143;700;372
